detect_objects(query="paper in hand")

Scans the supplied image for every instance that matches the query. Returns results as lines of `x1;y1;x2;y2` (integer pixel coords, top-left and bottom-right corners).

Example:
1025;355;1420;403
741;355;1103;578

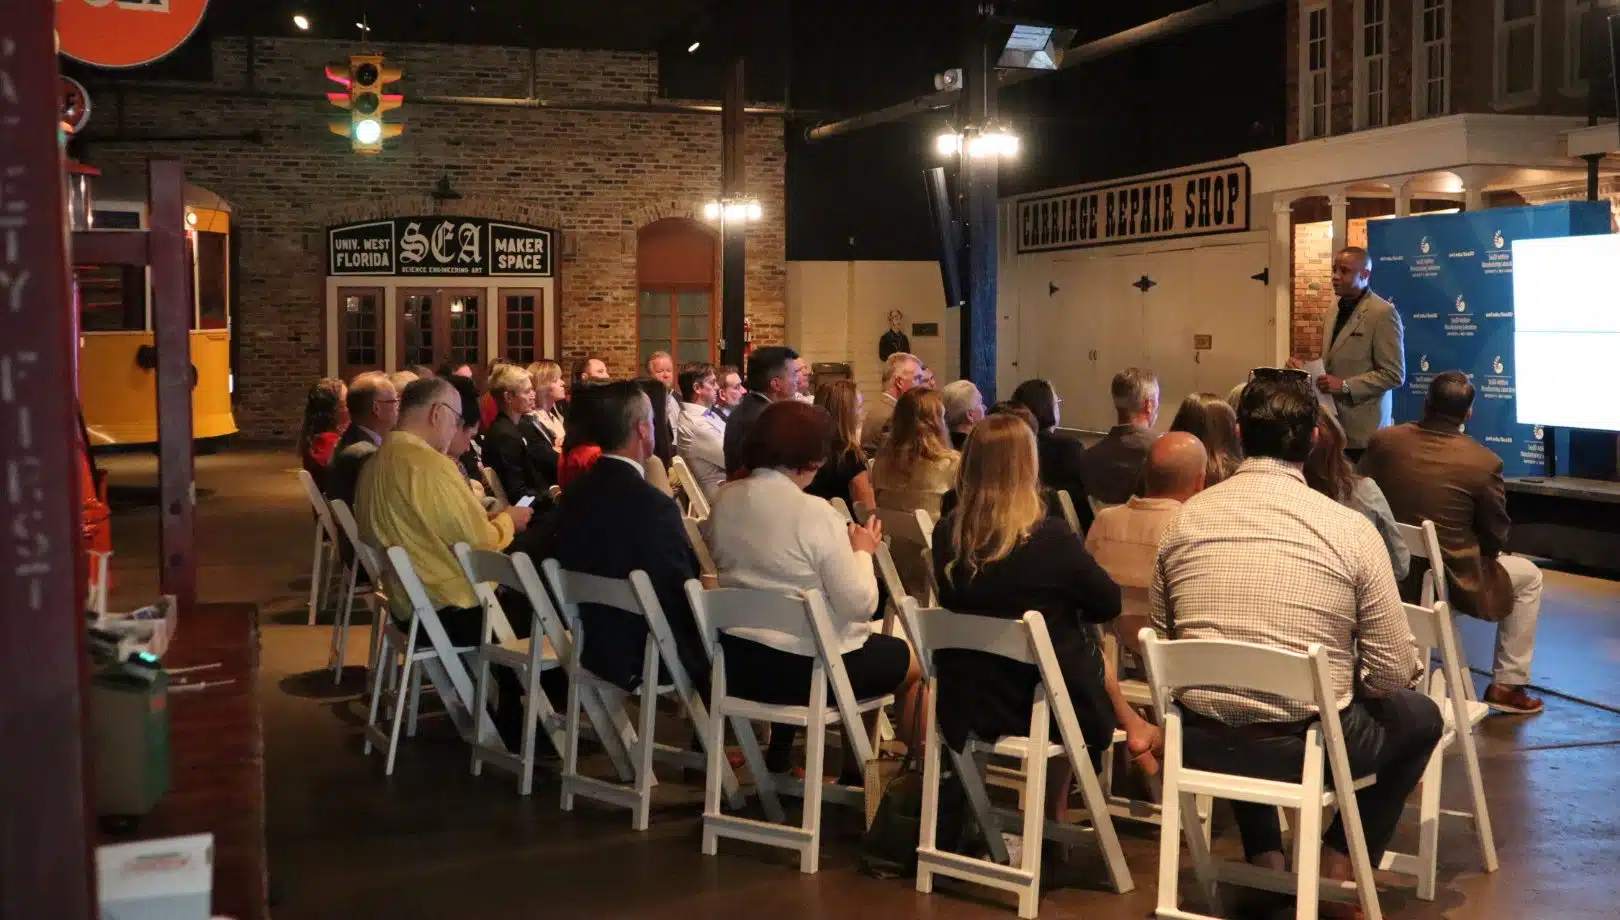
1304;359;1337;417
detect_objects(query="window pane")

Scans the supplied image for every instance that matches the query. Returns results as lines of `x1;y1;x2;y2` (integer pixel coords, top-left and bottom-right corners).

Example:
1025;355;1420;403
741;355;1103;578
449;295;480;366
639;289;668;317
677;290;711;316
402;295;434;367
639;314;671;340
677;315;709;340
639;341;664;366
196;231;228;330
342;292;379;369
677;341;710;364
77;264;146;331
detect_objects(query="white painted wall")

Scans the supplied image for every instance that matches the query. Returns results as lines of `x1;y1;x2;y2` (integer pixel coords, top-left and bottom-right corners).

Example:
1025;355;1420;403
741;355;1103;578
786;261;948;400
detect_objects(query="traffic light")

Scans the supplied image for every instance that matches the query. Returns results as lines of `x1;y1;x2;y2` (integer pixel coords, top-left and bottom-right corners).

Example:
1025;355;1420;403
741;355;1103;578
325;54;404;153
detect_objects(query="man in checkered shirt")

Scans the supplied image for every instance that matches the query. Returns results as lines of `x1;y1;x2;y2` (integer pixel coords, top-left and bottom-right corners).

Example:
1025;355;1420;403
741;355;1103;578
1151;369;1440;904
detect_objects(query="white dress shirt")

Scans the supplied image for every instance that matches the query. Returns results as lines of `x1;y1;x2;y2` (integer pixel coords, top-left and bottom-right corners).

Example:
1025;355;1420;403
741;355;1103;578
708;468;879;656
675;401;728;499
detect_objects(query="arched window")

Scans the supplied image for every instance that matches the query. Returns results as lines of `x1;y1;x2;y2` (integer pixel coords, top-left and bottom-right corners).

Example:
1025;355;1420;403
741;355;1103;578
636;218;717;367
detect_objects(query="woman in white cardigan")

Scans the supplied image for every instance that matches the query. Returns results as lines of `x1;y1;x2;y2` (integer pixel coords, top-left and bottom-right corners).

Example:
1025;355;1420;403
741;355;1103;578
708;399;923;776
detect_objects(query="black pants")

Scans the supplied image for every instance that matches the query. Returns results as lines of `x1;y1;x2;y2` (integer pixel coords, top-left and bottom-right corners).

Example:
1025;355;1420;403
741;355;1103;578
1181;689;1443;862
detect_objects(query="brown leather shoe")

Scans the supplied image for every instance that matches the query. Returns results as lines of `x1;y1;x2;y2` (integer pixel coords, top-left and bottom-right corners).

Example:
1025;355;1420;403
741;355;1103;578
1484;683;1544;714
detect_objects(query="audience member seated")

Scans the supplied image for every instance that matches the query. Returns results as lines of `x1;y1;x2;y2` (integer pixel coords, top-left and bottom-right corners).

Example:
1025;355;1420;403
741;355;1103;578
484;364;551;505
557;381;607;491
443;374;493;502
723;345;801;476
1359;370;1545;715
356;377;537;745
1151;369;1439;905
872;388;959;520
709;399;922;777
550;382;709;691
633;378;677;497
1010;378;1095;532
861;351;924;457
570;354;611;391
647;351;683;441
932;414;1149;810
1169;391;1243;486
805;379;875;511
524;360;568;483
298;377;347;491
1306;409;1410;580
675;362;729;501
435;361;472;378
1087;432;1206;633
942;379;986;451
386;369;418;394
713;364;744;421
1083;367;1160;505
792;356;816;403
328;372;398;509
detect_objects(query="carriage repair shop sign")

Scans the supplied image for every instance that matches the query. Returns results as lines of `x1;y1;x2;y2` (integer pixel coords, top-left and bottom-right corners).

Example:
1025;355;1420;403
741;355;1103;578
327;217;555;278
1015;161;1250;253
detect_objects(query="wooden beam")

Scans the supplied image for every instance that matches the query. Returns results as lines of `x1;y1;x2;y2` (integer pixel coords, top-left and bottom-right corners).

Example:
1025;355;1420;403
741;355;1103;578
148;159;197;617
0;4;98;919
69;230;150;267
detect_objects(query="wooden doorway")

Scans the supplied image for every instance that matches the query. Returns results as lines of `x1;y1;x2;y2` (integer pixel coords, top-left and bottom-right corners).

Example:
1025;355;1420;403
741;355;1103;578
636;218;717;367
397;287;484;370
336;286;383;379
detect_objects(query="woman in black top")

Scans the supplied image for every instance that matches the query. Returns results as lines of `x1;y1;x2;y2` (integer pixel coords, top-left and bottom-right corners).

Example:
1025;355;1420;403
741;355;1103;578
1010;379;1095;532
933;414;1159;815
805;379;876;511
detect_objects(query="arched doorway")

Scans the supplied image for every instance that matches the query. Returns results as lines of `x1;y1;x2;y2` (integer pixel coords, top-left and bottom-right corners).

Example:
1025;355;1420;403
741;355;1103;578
636;218;717;367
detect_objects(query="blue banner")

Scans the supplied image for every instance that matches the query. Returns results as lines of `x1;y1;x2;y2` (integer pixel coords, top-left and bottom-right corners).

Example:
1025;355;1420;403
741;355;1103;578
1366;202;1610;478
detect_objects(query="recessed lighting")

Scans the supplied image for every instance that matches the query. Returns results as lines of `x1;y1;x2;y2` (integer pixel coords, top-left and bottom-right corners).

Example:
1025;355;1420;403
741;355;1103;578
292;13;310;30
687;41;701;53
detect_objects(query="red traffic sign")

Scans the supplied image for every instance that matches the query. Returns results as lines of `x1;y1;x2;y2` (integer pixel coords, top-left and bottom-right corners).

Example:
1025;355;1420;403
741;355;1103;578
60;76;92;135
58;0;211;69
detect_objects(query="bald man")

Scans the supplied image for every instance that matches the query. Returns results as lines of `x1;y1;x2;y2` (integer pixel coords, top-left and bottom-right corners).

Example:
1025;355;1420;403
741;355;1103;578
1087;431;1208;603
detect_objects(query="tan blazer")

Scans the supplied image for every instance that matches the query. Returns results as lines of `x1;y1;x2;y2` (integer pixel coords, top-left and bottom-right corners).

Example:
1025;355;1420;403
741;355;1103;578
861;392;898;457
1359;420;1514;622
1320;290;1405;449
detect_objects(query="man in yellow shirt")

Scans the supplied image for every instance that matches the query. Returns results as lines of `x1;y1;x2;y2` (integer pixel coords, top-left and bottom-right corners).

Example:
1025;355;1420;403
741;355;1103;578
357;376;536;744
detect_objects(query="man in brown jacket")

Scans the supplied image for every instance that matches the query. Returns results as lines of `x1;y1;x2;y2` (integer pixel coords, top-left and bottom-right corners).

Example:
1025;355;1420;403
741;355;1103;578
1359;370;1543;714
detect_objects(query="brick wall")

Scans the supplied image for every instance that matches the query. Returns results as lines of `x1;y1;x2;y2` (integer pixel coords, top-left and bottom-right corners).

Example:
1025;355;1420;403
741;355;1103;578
1291;216;1370;359
80;37;785;441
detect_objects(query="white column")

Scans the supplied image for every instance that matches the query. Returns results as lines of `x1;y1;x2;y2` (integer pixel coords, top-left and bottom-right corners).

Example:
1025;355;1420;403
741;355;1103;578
1329;191;1350;256
1394;178;1413;218
1272;197;1296;364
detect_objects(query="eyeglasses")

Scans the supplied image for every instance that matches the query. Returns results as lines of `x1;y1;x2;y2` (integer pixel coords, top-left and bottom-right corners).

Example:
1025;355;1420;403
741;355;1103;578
1251;367;1310;382
431;401;462;422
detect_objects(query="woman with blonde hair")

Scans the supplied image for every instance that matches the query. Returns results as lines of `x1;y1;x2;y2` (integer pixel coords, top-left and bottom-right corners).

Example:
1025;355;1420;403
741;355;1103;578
524;360;568;481
806;379;875;510
871;387;958;518
1170;392;1244;486
932;414;1158;809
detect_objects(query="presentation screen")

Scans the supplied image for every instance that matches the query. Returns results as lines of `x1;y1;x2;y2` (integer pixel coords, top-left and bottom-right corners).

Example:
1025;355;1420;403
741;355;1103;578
1511;234;1620;433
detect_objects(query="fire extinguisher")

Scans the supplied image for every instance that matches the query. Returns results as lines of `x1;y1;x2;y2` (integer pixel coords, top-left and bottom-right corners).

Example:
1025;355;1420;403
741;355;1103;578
742;316;753;364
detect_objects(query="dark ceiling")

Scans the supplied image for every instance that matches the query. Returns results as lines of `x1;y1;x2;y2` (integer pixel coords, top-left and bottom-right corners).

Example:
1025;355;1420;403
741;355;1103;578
219;0;721;50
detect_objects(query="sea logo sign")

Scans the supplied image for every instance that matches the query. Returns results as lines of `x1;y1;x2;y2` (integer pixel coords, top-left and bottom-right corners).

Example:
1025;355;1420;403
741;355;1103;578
1419;354;1430;372
1455;294;1467;312
1493;355;1505;374
57;0;211;69
1420;236;1432;255
329;216;555;277
1493;229;1506;249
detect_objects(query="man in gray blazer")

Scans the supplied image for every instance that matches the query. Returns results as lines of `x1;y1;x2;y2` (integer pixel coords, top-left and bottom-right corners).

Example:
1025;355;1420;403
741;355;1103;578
1292;246;1405;457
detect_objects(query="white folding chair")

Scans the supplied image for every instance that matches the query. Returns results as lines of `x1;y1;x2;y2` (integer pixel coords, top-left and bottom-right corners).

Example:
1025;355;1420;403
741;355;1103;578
902;601;1135;918
1377;601;1497;899
360;546;480;775
327;499;385;686
1055;489;1082;534
687;583;893;874
296;470;343;626
1138;628;1383;920
454;544;635;795
669;455;711;521
1395;520;1478;701
876;506;936;606
828;497;854;523
481;467;510;508
541;559;743;830
682;517;718;587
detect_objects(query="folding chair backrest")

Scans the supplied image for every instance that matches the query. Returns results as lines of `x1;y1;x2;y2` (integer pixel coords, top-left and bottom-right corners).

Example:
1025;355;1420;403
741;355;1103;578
384;546;438;620
876;507;935;549
452;543;521;644
669;456;711;520
1136;627;1333;719
543;559;697;698
481;467;510;507
828;497;854;523
508;552;576;657
683;517;717;580
874;542;910;639
801;588;882;762
685;582;811;662
903;601;1035;668
1055;489;1081;534
297;469;342;544
1395;520;1449;607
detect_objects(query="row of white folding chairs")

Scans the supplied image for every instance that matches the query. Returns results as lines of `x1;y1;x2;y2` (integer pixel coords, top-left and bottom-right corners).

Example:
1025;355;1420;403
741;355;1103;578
297;471;383;684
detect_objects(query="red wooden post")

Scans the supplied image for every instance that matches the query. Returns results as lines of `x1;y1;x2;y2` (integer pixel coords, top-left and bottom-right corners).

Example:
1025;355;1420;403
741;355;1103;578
147;160;197;616
0;3;99;918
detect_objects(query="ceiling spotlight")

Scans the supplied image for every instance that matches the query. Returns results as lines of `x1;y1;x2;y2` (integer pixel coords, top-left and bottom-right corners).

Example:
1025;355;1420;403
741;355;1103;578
687;41;701;53
293;13;310;30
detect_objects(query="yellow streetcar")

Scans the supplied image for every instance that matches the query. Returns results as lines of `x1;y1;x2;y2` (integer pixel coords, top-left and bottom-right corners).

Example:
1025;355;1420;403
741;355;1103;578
75;177;238;447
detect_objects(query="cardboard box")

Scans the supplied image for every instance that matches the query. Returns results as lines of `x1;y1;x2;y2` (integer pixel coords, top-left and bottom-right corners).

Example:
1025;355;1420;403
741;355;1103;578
97;834;213;920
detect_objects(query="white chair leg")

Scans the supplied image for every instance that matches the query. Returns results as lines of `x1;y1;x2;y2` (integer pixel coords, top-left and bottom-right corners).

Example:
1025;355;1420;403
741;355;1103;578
560;670;584;813
949;746;1011;865
700;703;727;856
799;685;828;875
307;529;326;626
363;631;392;758
1461;735;1499;875
470;652;494;778
332;563;359;683
1412;751;1442;901
407;667;423;738
1016;713;1049;920
1154;760;1185;918
1069;745;1134;894
733;714;785;824
916;694;944;895
1181;791;1221;911
518;664;544;797
632;686;659;832
1292;783;1324;920
384;632;418;777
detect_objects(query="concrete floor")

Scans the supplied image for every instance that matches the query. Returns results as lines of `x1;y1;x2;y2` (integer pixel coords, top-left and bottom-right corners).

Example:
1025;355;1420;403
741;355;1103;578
102;449;1620;919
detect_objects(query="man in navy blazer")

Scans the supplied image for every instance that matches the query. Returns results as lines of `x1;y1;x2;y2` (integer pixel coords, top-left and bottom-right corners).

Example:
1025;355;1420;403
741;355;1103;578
722;345;801;476
550;381;707;692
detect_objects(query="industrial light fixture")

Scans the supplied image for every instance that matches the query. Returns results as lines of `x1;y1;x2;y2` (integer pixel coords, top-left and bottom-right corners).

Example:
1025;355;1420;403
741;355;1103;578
703;197;763;223
688;41;701;53
993;20;1076;71
293;13;311;31
936;126;1020;159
